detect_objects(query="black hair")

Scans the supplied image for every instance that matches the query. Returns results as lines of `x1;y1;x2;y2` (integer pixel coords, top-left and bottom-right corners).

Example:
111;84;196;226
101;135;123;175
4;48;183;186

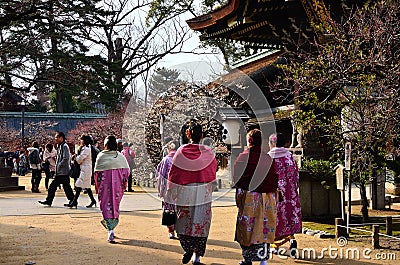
56;131;66;141
45;143;53;151
104;135;118;151
32;141;39;149
80;134;92;147
88;135;94;145
164;136;173;144
180;122;190;145
187;120;203;144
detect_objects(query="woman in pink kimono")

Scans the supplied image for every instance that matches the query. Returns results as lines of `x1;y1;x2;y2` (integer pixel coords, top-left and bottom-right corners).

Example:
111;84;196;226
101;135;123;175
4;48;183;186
268;133;302;254
166;120;217;265
94;135;130;243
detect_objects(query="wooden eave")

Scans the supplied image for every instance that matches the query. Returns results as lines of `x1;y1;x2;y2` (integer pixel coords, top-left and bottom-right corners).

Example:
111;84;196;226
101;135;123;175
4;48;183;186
186;0;241;30
188;0;313;50
187;0;370;50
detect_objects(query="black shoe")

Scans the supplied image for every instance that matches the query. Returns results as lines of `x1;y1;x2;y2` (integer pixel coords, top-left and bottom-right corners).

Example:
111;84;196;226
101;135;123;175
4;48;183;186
128;189;134;192
182;252;193;264
86;201;97;208
67;201;78;209
193;262;200;265
38;200;51;206
289;239;297;257
239;261;252;265
64;200;77;208
290;239;297;249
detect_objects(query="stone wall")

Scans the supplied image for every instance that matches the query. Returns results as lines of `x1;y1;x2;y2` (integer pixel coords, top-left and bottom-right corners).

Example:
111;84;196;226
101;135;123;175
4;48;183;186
299;170;341;218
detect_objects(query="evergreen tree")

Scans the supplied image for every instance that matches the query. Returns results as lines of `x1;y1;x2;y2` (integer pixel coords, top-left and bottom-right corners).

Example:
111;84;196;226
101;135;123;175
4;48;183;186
0;0;117;113
149;67;181;100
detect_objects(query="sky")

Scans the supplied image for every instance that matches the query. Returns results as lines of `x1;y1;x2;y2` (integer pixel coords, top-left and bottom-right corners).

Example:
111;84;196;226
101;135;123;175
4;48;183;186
134;9;227;99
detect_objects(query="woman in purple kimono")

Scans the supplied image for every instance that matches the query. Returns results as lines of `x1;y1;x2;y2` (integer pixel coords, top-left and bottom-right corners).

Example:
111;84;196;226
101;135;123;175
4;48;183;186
268;133;302;254
157;139;179;239
94;135;130;243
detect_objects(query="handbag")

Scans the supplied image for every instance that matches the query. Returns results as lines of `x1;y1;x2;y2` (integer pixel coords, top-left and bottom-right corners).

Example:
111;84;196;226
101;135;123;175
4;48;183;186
69;161;81;179
161;210;177;226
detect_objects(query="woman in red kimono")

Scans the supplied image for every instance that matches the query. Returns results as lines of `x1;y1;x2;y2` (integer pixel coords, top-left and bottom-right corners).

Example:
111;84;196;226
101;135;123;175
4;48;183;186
233;129;279;265
166;120;217;265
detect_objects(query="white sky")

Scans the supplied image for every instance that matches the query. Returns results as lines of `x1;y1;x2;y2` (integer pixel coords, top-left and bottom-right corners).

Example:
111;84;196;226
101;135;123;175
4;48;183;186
134;9;226;99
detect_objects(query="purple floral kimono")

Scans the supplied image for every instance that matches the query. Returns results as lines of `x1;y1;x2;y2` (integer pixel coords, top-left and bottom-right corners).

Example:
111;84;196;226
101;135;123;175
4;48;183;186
269;147;302;238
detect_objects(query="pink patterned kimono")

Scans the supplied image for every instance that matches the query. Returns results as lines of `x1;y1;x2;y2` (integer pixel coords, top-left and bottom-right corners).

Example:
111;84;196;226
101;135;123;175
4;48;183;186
166;143;217;257
268;147;302;238
95;168;129;219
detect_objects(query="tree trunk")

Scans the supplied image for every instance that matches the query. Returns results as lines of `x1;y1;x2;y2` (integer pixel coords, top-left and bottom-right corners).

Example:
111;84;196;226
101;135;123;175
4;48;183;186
49;1;63;113
360;182;369;223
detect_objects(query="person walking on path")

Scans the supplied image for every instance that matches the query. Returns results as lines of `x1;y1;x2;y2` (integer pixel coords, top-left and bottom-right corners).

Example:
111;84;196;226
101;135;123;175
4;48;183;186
268;133;302;254
157;139;179;239
166;120;217;265
27;141;42;193
94;135;130;243
121;142;135;192
42;143;56;191
38;132;75;207
233;129;279;265
65;134;96;208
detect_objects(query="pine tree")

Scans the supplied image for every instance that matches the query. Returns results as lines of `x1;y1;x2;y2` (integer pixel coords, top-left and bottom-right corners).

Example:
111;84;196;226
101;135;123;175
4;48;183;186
0;0;117;112
149;67;181;101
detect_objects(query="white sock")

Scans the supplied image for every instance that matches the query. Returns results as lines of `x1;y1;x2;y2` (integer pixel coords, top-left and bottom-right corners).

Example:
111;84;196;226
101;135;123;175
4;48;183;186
259;260;267;265
193;253;200;263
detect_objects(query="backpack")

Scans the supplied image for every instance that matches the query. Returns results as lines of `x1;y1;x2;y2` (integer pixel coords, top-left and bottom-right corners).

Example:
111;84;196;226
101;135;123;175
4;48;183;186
28;149;40;165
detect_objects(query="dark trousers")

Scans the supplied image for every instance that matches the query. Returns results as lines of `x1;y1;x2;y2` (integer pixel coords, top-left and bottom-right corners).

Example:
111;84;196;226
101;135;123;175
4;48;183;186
31;169;42;187
128;173;133;191
44;170;55;190
46;175;74;204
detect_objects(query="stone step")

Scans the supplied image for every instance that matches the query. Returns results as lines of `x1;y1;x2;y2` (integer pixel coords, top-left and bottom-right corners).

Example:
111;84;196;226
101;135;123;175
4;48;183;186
0;185;25;192
0;176;20;186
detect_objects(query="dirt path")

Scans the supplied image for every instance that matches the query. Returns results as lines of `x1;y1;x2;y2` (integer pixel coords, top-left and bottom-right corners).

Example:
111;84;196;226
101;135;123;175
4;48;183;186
1;175;399;264
1;206;399;265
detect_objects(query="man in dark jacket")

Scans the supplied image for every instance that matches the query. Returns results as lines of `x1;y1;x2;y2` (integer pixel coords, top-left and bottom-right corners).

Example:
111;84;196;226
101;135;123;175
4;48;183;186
38;131;75;206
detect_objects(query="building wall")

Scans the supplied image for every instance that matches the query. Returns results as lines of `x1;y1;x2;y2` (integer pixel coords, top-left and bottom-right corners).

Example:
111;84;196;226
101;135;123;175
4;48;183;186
0;112;107;136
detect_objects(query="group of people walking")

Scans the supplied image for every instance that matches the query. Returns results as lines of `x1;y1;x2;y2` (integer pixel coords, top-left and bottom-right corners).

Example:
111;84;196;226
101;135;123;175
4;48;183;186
157;121;302;265
33;122;301;263
38;132;134;243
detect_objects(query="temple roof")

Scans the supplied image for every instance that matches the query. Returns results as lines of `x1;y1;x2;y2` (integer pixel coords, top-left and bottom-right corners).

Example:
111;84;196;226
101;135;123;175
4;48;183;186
187;0;369;50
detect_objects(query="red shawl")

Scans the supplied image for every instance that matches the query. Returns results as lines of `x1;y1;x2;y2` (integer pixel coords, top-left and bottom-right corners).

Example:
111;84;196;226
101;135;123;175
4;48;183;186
233;146;278;193
168;144;217;185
